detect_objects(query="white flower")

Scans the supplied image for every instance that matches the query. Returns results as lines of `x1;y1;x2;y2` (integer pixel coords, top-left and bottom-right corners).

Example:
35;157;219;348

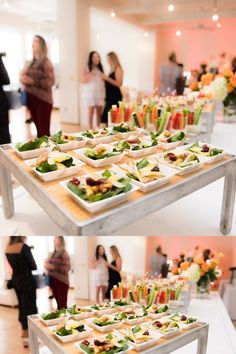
209;77;228;101
187;264;200;283
214;267;222;278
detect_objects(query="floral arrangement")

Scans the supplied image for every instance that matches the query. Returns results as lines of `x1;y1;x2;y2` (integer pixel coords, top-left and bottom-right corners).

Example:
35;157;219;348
186;253;224;288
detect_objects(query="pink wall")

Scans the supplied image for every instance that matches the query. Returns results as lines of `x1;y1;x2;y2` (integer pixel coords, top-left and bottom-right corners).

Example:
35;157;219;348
145;237;236;280
154;18;236;86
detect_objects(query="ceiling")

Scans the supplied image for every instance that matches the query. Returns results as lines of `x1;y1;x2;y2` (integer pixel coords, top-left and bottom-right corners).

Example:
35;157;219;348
89;0;236;28
0;0;236;28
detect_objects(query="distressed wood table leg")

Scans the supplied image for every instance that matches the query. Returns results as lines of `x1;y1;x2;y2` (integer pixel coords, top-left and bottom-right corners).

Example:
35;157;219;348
197;327;209;354
28;325;40;354
220;169;236;235
0;161;14;218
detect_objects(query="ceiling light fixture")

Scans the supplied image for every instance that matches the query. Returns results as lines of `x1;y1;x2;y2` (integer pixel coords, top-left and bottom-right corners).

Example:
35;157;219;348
212;0;219;22
176;30;181;37
110;11;116;18
4;1;9;7
168;4;175;12
144;32;149;37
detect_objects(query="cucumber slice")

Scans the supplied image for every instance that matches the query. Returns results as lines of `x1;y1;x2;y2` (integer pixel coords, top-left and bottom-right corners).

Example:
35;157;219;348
157;111;171;135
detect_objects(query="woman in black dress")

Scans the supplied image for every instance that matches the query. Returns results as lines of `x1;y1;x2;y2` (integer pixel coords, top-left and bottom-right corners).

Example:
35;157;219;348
105;245;122;300
5;236;37;348
0;54;11;144
101;52;123;125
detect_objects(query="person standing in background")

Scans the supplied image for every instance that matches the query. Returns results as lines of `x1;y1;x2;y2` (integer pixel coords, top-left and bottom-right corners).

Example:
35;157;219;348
176;63;186;95
105;245;122;300
44;236;71;309
0;53;11;144
19;35;55;137
5;236;37;348
101;52;123;125
92;245;108;303
159;52;180;94
83;51;105;129
150;245;167;277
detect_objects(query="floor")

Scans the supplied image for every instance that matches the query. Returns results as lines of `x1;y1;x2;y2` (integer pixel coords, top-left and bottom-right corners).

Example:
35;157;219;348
0;108;235;236
0;287;90;354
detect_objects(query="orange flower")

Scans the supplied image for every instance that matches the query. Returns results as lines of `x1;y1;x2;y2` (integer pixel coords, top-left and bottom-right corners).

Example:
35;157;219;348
202;263;210;272
227;83;234;93
200;270;205;277
180;261;190;271
217;252;225;259
190;81;199;91
194;257;204;265
201;73;214;86
230;75;236;88
223;69;234;77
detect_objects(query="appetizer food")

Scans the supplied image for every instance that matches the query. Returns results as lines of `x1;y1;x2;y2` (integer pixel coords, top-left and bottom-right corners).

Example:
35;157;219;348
113;299;134;308
82;128;112;139
84;144;122;160
163;151;200;169
171;313;197;326
67;170;132;204
156;130;185;143
90;303;116;314
55;320;86;336
120;325;157;347
32;151;75;173
147;304;170;319
40;308;68;326
16;136;50;152
121;158;165;183
150;319;179;336
79;333;129;354
92;314;121;327
111;124;137;135
115;308;147;325
188;142;224;158
67;305;93;319
114;135;157;152
51;130;83;144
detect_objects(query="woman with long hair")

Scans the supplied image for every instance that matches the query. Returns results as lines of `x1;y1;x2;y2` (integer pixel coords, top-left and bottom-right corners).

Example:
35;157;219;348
44;236;71;309
92;245;108;303
83;51;105;129
105;245;122;300
19;35;55;137
5;236;37;348
101;52;123;124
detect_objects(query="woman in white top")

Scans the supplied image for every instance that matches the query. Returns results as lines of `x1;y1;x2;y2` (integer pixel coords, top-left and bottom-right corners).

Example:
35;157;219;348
83;51;105;129
92;245;108;303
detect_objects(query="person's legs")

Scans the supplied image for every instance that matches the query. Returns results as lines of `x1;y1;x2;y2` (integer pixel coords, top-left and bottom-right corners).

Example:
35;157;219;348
57;281;69;309
36;99;52;137
88;107;95;130
101;286;107;302
95;106;102;127
0;107;10;145
96;286;101;304
50;277;59;308
27;93;39;134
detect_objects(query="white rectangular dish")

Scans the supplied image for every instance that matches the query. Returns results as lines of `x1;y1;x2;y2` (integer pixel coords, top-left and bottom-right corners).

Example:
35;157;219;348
117;327;162;351
116;161;177;192
50;323;93;343
85;317;122;333
25;157;85;182
14;144;54;160
55;138;87;152
184;142;227;164
157;140;183;151
144;320;180;338
60;173;137;214
75;148;125;168
40;315;69;327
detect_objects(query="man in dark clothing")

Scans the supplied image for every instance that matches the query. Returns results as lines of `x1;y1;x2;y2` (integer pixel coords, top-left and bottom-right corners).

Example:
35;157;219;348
0;53;11;144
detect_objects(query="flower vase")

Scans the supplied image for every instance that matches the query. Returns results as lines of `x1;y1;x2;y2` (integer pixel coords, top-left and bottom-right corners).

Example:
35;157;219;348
223;104;236;122
196;280;210;298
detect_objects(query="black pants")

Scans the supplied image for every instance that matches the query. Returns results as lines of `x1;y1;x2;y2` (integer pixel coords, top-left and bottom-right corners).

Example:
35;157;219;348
0;105;10;145
14;285;37;330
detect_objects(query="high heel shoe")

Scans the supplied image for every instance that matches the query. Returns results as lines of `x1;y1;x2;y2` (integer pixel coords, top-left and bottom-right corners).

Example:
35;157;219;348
22;337;29;348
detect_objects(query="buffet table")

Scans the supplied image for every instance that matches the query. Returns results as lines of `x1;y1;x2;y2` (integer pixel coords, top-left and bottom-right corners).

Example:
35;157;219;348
0;143;235;236
28;315;208;354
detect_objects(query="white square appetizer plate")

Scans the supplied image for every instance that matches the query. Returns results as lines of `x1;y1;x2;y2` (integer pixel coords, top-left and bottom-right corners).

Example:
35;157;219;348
85;317;122;332
60;170;137;213
49;323;93;343
14;143;54;160
183;142;227;164
54;137;87;152
75;147;125;168
25;156;85;182
114;160;177;192
116;327;162;351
